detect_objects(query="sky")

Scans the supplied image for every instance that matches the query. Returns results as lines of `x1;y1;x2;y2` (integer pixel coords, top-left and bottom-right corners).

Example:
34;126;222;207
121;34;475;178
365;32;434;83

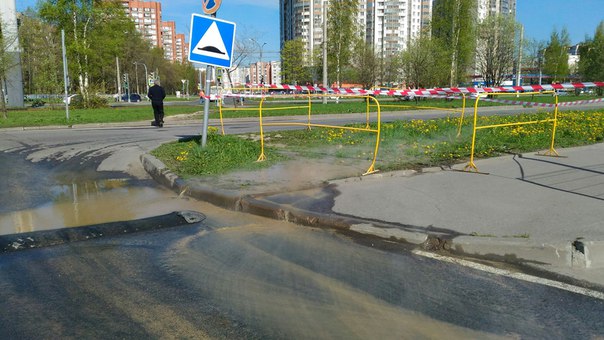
15;0;604;61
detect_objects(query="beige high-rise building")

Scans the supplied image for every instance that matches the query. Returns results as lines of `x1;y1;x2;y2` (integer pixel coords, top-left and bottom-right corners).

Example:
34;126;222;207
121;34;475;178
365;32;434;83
120;1;188;63
175;33;187;63
162;21;176;61
120;0;163;48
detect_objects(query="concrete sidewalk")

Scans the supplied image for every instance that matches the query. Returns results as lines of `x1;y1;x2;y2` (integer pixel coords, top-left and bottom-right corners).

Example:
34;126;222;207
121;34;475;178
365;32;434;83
142;142;604;287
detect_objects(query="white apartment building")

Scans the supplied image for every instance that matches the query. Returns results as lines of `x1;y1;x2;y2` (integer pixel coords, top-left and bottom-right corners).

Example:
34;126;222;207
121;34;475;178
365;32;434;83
220;67;249;88
280;0;519;66
366;0;432;58
270;61;283;85
279;0;432;65
279;0;368;65
476;0;516;21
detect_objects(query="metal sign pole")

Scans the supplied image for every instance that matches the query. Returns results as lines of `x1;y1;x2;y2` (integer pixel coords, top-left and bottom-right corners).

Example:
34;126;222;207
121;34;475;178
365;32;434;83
189;2;234;147
201;65;212;147
61;29;70;120
200;3;219;148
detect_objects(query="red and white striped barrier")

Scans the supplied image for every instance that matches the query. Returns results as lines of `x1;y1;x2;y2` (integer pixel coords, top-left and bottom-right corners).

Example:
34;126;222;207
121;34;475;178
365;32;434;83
242;81;604;97
478;96;604;107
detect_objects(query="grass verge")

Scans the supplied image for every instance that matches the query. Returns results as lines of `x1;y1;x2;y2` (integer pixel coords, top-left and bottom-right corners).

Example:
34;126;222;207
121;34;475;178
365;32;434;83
150;129;286;177
152;109;604;177
2;93;597;128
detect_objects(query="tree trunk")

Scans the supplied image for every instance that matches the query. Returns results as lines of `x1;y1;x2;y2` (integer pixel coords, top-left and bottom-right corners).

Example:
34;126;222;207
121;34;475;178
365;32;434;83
0;78;7;119
225;70;239;108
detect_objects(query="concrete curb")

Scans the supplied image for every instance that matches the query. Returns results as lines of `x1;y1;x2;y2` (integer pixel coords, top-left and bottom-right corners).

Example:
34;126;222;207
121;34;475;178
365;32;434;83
140;154;434;245
141;154;243;210
141;153;604;270
571;240;604;269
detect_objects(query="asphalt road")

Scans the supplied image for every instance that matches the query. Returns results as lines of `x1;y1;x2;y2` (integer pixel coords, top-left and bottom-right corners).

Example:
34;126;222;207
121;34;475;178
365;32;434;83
1;104;604;338
1;215;603;339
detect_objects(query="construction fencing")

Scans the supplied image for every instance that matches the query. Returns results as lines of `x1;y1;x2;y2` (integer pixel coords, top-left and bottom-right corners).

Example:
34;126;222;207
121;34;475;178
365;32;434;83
216;91;382;176
206;82;603;176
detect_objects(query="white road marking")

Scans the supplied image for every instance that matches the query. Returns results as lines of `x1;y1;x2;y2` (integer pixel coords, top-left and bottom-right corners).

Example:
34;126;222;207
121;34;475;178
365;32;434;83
412;250;604;300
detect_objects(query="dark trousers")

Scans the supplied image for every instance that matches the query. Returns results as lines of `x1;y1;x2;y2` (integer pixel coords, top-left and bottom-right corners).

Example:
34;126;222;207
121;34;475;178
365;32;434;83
152;101;164;125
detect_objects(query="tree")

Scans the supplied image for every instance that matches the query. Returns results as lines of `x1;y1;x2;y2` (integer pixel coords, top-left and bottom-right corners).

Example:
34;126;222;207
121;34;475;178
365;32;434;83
475;15;519;86
281;38;310;85
39;0;140;106
578;21;604;92
401;34;448;89
326;0;359;87
431;0;476;87
373;48;404;88
0;16;24;116
543;28;571;83
91;4;147;95
350;40;378;88
523;38;547;83
222;36;255;89
18;10;63;96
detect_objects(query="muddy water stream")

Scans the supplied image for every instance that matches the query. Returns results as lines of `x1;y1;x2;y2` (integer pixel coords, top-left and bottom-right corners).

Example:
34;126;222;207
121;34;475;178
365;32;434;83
1;149;367;235
2;151;599;338
0;178;206;235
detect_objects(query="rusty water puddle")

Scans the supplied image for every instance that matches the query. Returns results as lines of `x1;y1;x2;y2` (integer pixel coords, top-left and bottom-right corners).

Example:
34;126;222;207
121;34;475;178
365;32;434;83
0;178;213;236
1;151;373;236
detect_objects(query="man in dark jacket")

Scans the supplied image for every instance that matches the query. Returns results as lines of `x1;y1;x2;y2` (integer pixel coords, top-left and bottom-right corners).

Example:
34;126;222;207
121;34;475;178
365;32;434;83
147;79;166;127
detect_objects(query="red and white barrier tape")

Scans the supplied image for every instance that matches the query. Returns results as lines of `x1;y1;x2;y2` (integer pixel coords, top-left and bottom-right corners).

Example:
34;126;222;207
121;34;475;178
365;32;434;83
478;96;604;107
242;81;604;97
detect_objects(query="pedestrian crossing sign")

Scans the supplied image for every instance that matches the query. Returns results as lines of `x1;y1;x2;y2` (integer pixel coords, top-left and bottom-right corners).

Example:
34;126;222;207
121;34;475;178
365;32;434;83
188;14;236;68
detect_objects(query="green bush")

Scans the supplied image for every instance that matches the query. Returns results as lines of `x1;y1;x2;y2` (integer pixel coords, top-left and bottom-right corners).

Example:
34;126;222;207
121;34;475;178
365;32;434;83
71;95;109;109
31;99;46;108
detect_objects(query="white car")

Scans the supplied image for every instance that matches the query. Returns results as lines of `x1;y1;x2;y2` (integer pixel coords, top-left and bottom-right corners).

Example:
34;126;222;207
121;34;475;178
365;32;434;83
63;94;80;105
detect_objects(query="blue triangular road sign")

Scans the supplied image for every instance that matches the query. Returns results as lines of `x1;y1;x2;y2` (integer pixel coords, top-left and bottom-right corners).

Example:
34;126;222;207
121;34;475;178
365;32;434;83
188;14;236;68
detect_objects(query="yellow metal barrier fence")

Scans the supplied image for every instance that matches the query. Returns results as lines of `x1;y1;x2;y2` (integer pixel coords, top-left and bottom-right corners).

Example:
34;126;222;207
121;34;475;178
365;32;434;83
217;87;272;135
368;94;467;136
217;88;314;135
256;93;382;176
464;91;560;172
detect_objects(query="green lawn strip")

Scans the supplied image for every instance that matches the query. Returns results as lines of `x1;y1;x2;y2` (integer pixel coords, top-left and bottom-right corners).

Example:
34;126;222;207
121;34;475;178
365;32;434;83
492;94;600;104
214;96;496;119
153;109;604;177
5;94;550;128
0;105;203;128
150;133;286;177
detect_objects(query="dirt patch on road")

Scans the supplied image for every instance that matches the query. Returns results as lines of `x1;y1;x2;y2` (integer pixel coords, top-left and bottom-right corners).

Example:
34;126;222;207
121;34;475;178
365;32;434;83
184;157;369;195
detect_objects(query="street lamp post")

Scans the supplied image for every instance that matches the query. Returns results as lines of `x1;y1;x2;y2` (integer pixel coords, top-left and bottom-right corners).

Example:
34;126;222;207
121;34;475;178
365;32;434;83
134;61;149;97
250;39;267;85
260;42;266;84
322;0;328;104
538;47;547;86
133;62;140;95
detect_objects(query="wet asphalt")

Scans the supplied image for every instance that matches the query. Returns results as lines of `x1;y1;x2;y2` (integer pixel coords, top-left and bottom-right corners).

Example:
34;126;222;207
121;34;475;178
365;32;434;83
1;214;603;338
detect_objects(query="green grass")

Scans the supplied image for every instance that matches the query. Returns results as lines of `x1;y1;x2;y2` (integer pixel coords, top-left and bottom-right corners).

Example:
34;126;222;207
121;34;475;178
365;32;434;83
7;92;596;128
152;109;604;177
1;96;468;127
5;95;604;179
150;132;286;177
0;105;205;128
486;93;598;104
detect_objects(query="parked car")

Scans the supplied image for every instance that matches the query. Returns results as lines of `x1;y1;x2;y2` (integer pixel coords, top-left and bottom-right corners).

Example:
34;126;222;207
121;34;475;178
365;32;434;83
121;93;142;102
63;94;80;105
